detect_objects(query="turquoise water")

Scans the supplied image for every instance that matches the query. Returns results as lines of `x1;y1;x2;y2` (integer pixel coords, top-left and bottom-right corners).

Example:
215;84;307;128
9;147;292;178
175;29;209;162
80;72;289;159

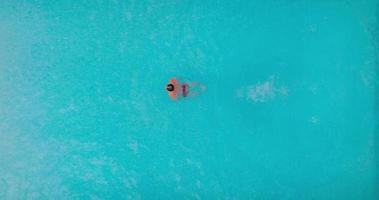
0;0;378;199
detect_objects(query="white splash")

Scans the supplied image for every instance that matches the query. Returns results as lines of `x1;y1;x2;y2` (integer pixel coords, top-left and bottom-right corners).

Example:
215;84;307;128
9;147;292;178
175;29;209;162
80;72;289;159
308;24;317;32
237;77;288;103
309;116;319;124
59;101;78;114
309;84;318;94
359;70;375;88
127;141;138;153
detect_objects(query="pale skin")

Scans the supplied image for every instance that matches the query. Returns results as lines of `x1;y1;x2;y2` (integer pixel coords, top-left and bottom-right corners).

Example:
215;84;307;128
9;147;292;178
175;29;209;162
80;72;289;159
185;82;206;97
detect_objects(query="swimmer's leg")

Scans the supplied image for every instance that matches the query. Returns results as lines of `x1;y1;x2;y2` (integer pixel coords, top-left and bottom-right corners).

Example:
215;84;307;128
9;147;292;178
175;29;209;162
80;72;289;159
187;91;200;97
186;83;205;97
188;82;206;91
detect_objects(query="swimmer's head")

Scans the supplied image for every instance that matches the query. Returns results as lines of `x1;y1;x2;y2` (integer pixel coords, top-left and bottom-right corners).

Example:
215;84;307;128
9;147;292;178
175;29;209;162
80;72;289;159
166;83;174;92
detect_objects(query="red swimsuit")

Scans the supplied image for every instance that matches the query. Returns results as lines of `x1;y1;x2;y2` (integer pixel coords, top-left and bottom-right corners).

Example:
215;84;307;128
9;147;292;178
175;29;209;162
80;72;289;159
168;78;188;100
182;84;188;97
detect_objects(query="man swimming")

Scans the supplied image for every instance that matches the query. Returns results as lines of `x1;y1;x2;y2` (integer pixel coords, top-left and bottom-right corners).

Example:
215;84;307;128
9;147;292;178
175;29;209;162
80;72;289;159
166;77;205;100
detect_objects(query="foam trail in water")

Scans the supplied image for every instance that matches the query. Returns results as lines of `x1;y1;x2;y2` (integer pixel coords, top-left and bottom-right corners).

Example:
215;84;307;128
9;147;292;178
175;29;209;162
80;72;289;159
236;77;288;103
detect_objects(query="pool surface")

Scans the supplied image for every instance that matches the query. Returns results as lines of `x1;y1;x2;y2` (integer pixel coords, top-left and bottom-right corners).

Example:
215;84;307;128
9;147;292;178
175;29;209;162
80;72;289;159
0;0;378;199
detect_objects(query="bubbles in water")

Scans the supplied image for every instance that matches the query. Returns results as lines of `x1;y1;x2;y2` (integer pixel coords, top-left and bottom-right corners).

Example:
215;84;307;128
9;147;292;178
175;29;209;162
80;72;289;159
309;116;319;124
236;77;288;103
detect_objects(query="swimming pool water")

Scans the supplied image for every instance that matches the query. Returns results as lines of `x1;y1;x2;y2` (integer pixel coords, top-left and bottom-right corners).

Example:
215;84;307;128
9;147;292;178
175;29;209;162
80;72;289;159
0;0;378;199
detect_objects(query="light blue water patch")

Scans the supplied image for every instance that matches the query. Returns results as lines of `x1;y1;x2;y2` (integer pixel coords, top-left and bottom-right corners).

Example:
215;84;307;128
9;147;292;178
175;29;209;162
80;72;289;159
0;0;378;199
